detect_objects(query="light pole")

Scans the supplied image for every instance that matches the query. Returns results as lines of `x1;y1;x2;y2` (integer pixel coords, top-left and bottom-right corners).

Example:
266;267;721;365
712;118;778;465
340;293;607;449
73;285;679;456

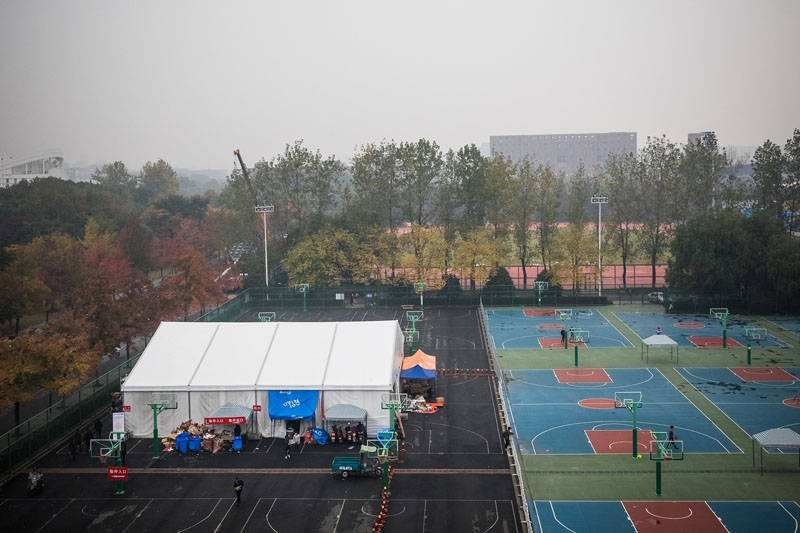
591;195;608;297
255;205;274;288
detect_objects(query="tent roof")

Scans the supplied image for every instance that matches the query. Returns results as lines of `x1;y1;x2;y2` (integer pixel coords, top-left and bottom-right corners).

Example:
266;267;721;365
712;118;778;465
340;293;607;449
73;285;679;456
403;349;436;370
642;334;679;347
324;403;368;421
752;428;800;447
207;401;252;420
122;320;403;393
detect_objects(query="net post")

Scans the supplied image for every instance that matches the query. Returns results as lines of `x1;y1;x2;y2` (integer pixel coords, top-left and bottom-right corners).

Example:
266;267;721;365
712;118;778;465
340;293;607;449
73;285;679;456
656;460;662;496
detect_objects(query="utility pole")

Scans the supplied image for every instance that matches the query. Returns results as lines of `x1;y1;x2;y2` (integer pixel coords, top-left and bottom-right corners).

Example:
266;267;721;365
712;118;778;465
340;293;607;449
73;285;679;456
591;196;609;297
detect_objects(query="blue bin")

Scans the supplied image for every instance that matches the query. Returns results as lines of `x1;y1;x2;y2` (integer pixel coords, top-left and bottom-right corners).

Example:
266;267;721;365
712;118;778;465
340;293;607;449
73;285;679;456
189;436;202;452
233;436;242;452
176;432;190;454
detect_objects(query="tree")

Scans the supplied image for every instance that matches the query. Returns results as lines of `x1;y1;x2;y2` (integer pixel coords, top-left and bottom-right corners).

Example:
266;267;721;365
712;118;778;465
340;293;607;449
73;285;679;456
161;241;221;320
638;136;681;288
351;140;402;231
508;158;538;288
139;159;179;203
399;224;446;286
118;218;153;273
534;164;563;269
600;153;640;288
92;161;136;190
559;165;595;293
678;132;729;218
483;266;514;294
751;140;785;219
783;129;800;233
432;149;461;272
398;139;443;226
484;153;515;242
284;227;375;287
452;228;501;291
454;144;488;233
0;245;49;334
0;314;100;426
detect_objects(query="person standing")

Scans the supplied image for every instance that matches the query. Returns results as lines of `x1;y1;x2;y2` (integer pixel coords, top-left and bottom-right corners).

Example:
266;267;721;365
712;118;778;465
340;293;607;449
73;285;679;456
83;428;93;454
656;327;662;335
94;418;103;439
120;439;127;466
560;328;566;344
502;427;513;450
68;439;77;461
284;432;292;459
233;477;244;505
73;429;83;452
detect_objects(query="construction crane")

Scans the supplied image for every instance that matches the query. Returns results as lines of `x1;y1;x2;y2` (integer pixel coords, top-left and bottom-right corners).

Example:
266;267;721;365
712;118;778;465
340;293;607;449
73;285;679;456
233;149;274;288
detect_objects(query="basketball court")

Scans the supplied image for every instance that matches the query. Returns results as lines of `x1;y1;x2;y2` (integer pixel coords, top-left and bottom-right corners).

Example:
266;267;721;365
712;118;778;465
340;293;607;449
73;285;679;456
762;315;800;339
676;367;800;442
614;311;791;348
532;500;800;532
504;368;739;455
486;307;634;349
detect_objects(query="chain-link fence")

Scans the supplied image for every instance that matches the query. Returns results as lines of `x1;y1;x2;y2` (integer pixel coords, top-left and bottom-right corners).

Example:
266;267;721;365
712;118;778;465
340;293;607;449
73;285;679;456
0;356;140;481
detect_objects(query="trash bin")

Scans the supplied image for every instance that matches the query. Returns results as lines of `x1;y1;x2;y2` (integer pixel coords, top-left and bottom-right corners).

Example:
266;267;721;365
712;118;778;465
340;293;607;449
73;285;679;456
233;436;242;452
176;432;190;454
189;436;202;452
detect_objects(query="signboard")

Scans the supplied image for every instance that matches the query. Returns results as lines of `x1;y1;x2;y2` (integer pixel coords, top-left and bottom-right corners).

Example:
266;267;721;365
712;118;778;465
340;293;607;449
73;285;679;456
122;405;131;412
252;405;262;412
112;412;125;439
335;293;344;300
107;466;128;481
204;417;246;425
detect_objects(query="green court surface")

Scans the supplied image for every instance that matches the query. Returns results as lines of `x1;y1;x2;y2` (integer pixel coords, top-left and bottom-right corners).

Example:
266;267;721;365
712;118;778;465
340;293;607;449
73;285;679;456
488;305;800;503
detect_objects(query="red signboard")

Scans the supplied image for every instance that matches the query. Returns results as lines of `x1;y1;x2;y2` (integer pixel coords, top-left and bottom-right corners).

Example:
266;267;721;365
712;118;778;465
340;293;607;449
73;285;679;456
122;405;131;412
252;405;262;412
107;466;128;481
204;417;247;425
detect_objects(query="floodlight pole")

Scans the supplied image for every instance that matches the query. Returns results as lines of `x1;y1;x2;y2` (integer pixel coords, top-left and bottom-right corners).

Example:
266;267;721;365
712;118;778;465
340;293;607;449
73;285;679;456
591;196;608;297
255;205;274;290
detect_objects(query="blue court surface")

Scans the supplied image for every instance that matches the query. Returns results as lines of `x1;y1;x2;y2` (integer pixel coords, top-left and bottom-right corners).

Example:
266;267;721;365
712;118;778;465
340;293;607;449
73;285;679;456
676;367;800;442
506;368;739;455
486;308;633;349
614;312;792;348
531;500;800;532
762;315;800;339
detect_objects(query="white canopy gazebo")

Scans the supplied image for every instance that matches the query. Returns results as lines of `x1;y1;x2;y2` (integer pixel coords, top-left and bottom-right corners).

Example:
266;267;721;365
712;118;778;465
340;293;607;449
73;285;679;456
641;334;680;364
752;427;800;475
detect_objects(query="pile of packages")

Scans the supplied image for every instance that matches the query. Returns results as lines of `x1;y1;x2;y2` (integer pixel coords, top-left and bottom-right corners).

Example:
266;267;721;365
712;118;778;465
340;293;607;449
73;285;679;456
160;419;204;451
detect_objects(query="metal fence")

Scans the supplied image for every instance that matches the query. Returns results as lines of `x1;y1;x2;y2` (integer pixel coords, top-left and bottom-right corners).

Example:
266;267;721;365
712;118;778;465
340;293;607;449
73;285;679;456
478;298;534;533
0;355;140;481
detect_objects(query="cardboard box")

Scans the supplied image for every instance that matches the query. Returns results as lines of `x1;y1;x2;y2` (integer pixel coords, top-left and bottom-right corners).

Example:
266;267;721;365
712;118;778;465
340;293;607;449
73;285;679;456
436;397;444;404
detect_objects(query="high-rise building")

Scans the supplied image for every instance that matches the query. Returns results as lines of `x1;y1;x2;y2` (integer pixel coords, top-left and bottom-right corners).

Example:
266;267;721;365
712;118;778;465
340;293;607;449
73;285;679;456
489;132;636;175
687;132;714;145
0;149;64;187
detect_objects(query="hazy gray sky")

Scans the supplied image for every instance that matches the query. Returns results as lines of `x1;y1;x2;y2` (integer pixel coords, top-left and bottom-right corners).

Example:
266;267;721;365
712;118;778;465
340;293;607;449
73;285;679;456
2;0;798;170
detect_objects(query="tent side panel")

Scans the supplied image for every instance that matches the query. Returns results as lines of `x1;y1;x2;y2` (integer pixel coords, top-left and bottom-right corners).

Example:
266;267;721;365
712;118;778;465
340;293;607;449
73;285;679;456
123;391;190;438
325;390;389;438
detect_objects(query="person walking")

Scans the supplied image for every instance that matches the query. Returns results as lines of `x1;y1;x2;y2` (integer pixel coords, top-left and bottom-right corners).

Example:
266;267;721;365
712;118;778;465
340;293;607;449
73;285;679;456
667;425;678;450
83;428;93;454
73;429;83;452
284;432;292;459
94;418;103;439
560;328;566;344
502;427;513;450
233;477;244;505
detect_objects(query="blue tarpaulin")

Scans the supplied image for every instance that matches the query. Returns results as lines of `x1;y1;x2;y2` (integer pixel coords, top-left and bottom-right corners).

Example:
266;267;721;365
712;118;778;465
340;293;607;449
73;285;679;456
400;365;436;380
311;427;328;445
268;390;319;420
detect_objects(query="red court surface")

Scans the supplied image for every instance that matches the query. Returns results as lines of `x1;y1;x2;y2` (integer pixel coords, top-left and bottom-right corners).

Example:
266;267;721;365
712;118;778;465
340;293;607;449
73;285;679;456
578;398;617;409
540;338;587;349
674;321;704;329
585;429;652;454
783;397;800;408
622;501;727;532
554;368;611;383
729;366;798;382
537;323;563;330
688;336;743;348
524;308;555;317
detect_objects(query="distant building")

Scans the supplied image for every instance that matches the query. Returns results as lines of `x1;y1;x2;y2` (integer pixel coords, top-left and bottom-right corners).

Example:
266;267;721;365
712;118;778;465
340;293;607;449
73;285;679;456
489;132;636;175
687;132;714;145
0;149;64;187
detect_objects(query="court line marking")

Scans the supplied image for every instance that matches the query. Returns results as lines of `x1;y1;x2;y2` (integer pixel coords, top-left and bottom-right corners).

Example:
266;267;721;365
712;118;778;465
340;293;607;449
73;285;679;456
510;368;655;391
777;501;799;533
332;499;346;533
598;309;635;346
212;499;236;533
760;316;800;340
178;498;223;532
610;311;645;342
680;367;800;390
264;497;279;533
533;501;544;533
657;368;742;453
550;501;578;532
121;498;153;533
35;498;73;533
645;506;693;520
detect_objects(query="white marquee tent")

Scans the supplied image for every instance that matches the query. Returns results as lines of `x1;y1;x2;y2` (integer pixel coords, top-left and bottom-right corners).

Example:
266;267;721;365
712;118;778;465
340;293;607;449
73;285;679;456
121;321;404;438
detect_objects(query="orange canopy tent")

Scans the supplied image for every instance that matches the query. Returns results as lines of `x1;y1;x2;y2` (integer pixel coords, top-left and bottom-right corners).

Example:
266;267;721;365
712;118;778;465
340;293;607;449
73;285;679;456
401;349;437;379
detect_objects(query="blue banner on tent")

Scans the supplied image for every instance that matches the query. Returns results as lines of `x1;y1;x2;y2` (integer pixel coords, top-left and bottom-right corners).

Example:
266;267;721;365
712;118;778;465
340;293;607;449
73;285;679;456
268;390;319;420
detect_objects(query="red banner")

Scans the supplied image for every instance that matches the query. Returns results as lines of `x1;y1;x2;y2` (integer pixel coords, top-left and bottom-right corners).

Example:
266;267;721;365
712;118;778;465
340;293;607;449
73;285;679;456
122;405;131;412
107;466;128;481
252;405;261;412
204;417;246;425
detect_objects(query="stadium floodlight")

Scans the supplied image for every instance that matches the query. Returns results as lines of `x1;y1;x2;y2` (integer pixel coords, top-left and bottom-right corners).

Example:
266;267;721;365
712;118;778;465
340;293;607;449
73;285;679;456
255;205;274;288
591;196;609;297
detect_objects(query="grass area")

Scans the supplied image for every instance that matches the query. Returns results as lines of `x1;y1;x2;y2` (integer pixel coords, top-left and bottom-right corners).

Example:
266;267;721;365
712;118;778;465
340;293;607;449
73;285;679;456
491;303;800;501
0;311;48;336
